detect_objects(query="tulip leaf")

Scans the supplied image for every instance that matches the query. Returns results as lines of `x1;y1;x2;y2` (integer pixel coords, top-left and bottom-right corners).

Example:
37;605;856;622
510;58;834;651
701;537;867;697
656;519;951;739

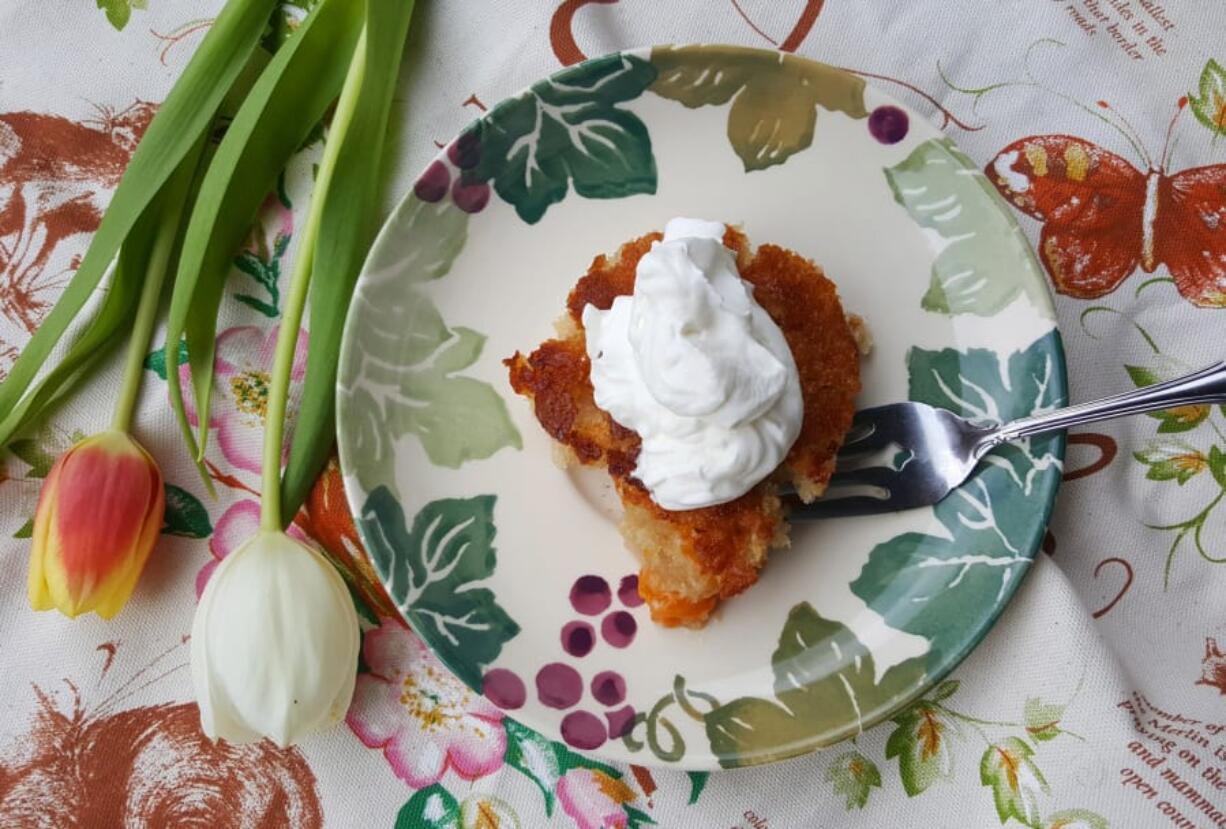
13;519;34;540
0;0;277;441
357;486;520;692
0;151;192;446
165;0;364;471
162;484;214;538
281;0;417;522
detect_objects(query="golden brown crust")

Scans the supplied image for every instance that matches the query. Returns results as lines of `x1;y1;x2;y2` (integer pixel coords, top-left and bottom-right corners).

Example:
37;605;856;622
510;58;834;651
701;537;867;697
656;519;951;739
504;230;860;627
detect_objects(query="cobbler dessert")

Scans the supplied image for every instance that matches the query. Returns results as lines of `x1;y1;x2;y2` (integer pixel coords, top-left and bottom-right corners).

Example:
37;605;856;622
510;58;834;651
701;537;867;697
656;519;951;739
506;219;864;627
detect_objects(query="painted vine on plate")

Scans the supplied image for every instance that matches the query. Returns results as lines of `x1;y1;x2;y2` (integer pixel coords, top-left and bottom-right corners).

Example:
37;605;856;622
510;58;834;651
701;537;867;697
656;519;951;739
852;331;1065;673
339;194;520;496
458;52;659;224
649;44;868;172
357;488;519;693
885;137;1052;318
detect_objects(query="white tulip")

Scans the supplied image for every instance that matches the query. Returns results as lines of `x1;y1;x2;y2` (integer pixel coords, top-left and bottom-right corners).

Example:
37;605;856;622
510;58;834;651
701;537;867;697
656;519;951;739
191;530;360;747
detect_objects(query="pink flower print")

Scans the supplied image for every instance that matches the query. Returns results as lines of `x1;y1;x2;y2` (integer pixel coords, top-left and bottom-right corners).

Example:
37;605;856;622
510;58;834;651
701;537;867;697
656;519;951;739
176;325;308;474
346;619;506;788
556;768;636;829
195;498;307;597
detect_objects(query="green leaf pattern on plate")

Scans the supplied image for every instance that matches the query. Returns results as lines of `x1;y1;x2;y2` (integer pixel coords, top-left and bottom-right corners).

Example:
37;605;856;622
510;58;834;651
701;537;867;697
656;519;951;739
339;196;520;495
705;602;927;769
462;53;658;224
851;331;1065;672
358;487;520;692
886;138;1051;318
650;44;868;172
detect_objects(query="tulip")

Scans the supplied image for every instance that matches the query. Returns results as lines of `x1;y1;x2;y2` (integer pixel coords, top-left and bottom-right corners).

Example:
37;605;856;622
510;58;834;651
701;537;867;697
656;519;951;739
191;529;360;747
28;430;165;619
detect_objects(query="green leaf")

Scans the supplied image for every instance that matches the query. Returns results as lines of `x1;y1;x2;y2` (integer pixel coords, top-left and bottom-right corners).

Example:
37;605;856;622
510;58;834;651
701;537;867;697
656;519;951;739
165;0;364;470
501;717;622;816
7;437;57;479
1210;445;1226;489
465;53;658;223
686;771;709;805
502;718;561;816
1124;364;1161;388
97;0;133;30
358;487;520;691
1124;363;1210;433
144;339;189;381
281;0;417;521
1046;808;1109;829
624;805;656;828
705;602;927;768
1132;439;1207;484
651;45;867;172
458;795;520;829
1023;697;1065;743
931;679;960;702
885;702;959;796
339;196;519;495
980;738;1049;828
0;0;276;444
825;751;882;810
395;784;460;829
886;138;1050;317
13;519;34;539
161;484;213;538
852;332;1065;672
232;294;279;317
1189;59;1226;136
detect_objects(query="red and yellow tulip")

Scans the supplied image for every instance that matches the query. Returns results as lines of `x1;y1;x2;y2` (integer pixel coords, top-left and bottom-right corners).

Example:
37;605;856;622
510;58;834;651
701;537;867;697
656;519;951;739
28;430;165;619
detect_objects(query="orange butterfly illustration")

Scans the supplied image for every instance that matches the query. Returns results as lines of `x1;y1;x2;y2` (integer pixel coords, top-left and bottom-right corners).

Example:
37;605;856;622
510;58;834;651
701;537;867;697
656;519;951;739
985;101;1226;307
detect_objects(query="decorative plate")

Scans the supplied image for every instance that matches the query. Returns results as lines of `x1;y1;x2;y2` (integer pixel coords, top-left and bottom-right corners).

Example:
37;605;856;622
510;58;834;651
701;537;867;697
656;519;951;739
337;44;1066;770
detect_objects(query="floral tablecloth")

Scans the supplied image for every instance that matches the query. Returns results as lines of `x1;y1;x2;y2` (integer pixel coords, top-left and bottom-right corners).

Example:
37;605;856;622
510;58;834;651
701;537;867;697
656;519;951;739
4;1;1226;827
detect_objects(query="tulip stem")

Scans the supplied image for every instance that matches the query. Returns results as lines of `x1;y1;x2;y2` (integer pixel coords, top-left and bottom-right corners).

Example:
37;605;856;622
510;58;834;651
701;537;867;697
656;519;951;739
260;28;367;532
112;149;202;433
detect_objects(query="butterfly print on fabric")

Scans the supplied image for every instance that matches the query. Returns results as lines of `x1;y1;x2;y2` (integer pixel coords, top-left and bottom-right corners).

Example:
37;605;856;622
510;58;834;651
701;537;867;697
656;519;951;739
985;133;1226;306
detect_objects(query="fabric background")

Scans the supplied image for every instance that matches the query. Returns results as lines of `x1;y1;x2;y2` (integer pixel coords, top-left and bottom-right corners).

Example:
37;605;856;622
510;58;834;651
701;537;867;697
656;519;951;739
2;1;1226;827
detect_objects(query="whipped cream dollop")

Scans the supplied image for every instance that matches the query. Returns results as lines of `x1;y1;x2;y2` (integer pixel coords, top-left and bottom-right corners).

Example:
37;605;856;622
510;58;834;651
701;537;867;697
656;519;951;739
582;218;803;510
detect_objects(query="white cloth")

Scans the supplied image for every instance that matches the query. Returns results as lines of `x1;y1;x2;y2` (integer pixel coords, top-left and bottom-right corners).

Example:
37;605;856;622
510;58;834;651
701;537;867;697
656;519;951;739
2;1;1225;826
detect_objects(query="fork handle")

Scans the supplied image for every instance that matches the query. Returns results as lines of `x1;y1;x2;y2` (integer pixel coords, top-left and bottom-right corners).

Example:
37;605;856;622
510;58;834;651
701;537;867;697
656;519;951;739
984;360;1226;451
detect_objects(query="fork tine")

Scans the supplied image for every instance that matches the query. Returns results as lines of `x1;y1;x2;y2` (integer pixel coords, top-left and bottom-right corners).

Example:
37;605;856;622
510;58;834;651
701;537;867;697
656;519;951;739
782;491;898;519
836;407;899;454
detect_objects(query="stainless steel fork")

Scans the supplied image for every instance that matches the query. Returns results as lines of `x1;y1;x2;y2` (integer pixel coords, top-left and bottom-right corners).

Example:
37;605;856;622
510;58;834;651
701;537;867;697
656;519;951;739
788;360;1226;519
